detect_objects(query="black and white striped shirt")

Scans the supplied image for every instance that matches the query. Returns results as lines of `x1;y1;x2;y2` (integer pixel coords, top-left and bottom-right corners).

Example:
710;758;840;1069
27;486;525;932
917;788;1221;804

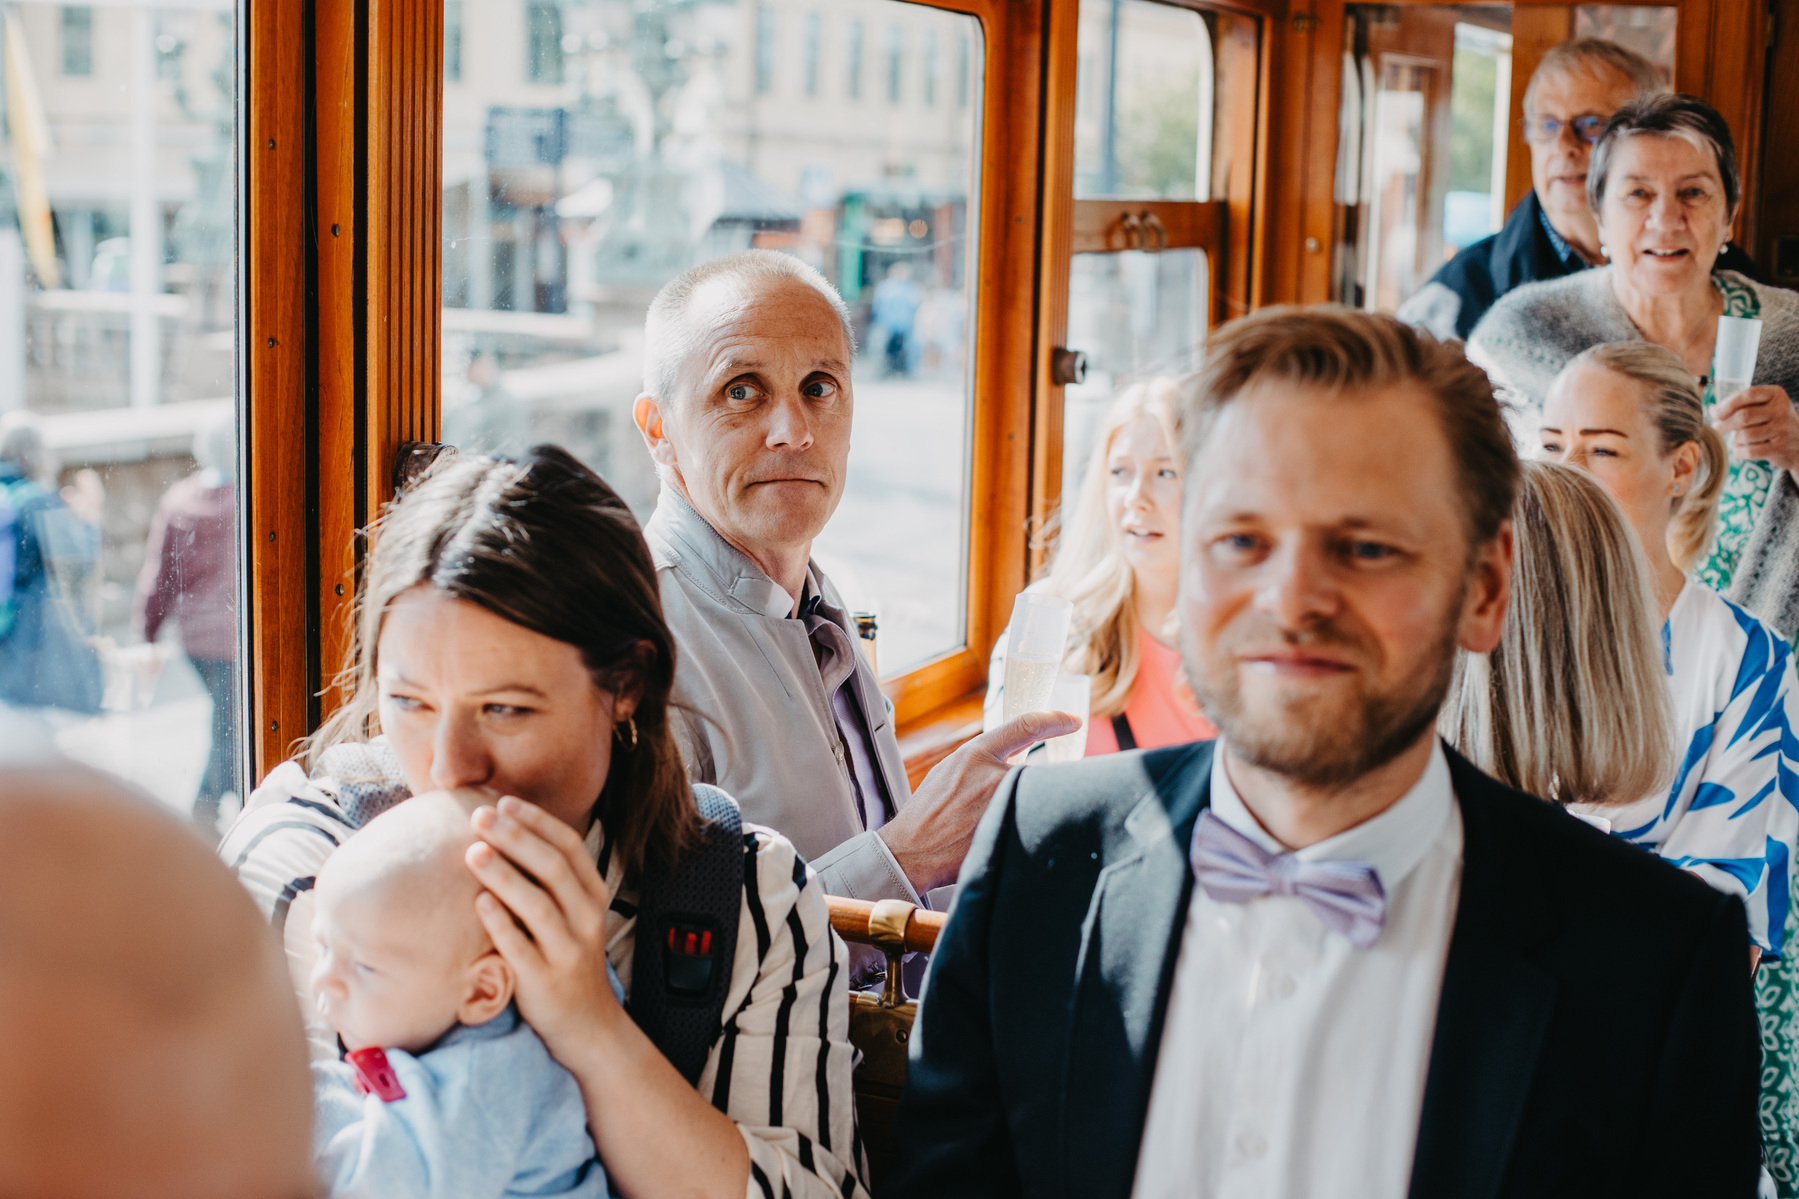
220;739;870;1199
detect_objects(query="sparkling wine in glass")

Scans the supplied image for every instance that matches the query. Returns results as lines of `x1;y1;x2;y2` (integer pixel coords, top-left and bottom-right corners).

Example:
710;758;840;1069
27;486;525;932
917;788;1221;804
1000;593;1073;724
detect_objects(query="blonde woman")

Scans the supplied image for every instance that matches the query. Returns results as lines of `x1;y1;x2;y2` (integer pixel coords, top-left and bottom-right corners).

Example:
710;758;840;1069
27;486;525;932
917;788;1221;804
1538;343;1799;1192
1441;460;1675;810
984;379;1214;754
1537;342;1799;967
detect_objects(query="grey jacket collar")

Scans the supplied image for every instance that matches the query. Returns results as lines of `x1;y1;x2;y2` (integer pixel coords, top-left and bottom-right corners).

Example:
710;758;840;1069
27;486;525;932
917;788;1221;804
644;483;846;625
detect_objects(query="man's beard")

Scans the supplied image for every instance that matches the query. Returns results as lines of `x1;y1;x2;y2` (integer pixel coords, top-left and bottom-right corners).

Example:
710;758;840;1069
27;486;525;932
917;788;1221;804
1185;593;1463;790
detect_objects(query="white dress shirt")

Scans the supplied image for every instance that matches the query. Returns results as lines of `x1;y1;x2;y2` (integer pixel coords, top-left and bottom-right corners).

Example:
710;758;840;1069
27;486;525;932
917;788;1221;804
1130;741;1465;1199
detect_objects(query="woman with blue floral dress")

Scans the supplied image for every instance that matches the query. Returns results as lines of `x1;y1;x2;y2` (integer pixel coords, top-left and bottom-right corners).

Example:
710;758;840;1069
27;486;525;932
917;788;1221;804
1539;335;1799;1190
1475;93;1799;1191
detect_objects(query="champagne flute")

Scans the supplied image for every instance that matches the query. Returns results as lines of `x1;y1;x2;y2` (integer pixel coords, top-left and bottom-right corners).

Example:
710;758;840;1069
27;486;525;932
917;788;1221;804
1001;593;1073;723
1715;315;1763;411
1042;674;1091;763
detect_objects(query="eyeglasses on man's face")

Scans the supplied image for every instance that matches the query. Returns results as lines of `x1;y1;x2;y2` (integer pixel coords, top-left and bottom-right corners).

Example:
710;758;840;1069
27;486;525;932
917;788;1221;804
1521;114;1608;146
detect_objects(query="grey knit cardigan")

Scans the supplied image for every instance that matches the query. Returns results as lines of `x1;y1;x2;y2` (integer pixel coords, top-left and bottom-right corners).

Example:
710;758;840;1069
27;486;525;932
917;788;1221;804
1467;266;1799;639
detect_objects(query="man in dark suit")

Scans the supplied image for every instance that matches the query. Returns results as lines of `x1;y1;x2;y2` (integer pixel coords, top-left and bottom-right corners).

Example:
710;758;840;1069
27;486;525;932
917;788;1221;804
888;306;1762;1199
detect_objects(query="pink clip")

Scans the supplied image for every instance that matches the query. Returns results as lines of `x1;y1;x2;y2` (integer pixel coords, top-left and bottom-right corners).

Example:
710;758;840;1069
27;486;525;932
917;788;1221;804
346;1047;408;1103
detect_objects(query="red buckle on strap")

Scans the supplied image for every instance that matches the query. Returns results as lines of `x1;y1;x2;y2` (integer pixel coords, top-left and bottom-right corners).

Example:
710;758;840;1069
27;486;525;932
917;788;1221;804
346;1047;407;1103
666;926;712;956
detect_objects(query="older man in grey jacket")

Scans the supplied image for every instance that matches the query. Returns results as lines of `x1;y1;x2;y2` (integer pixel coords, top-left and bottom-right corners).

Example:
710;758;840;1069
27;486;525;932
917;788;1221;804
633;251;1073;941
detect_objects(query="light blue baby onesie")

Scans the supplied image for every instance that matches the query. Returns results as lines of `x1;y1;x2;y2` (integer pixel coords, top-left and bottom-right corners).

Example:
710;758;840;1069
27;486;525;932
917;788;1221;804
313;1004;606;1199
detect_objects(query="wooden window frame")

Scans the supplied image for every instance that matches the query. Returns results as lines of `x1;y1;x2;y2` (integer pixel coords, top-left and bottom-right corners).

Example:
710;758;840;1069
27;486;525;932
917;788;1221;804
247;0;441;780
879;0;1050;771
247;0;1045;783
249;0;1770;782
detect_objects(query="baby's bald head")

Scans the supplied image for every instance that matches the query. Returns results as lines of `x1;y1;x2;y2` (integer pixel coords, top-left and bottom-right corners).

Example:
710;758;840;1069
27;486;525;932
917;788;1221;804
311;790;513;1052
316;789;488;945
0;764;313;1199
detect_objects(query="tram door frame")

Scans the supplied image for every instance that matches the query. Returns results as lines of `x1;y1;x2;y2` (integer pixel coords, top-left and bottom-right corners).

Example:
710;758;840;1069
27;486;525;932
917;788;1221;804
1030;0;1274;577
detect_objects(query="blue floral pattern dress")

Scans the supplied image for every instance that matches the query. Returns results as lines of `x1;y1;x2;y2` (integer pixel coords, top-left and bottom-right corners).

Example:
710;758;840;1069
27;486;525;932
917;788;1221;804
1685;273;1799;1193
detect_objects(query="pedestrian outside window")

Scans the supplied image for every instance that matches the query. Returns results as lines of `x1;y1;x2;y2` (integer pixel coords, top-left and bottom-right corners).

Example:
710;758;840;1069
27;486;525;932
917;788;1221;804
0;4;242;835
441;0;985;677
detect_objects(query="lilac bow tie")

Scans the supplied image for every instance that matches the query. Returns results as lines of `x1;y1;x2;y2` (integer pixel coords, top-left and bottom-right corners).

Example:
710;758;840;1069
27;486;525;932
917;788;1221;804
1190;809;1388;949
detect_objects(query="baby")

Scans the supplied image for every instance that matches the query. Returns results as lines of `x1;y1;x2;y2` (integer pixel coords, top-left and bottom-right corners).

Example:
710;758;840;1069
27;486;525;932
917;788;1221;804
308;790;612;1199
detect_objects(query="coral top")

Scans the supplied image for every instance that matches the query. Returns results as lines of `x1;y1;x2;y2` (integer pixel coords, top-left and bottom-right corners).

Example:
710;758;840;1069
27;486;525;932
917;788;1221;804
1084;629;1216;756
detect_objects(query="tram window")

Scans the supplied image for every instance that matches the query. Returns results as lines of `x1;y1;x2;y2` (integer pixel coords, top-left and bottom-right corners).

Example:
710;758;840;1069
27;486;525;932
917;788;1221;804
1063;249;1207;498
1572;6;1675;74
1074;0;1213;201
1332;3;1676;313
1059;0;1248;501
0;3;240;827
441;0;984;679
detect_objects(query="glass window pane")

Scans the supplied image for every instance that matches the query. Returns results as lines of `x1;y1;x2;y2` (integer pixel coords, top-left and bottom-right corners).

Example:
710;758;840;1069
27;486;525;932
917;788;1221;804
1062;248;1207;499
1332;5;1678;312
1074;0;1213;200
4;4;240;832
442;0;984;677
1573;6;1676;80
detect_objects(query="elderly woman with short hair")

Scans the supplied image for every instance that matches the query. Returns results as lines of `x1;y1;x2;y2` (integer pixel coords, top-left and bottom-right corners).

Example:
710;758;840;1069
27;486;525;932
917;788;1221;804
1469;93;1799;641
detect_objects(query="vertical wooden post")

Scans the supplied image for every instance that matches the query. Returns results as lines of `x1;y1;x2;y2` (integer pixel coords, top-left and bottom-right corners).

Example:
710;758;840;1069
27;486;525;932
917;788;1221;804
1504;7;1573;215
248;0;445;779
246;0;311;778
1028;0;1080;582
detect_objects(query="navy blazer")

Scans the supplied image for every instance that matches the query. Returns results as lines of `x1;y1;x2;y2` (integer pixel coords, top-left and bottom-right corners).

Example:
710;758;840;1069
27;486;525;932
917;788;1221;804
887;741;1762;1199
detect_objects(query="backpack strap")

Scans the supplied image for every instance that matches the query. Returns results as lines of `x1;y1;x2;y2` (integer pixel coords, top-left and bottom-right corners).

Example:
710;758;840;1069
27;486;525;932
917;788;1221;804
1111;713;1138;751
629;783;744;1086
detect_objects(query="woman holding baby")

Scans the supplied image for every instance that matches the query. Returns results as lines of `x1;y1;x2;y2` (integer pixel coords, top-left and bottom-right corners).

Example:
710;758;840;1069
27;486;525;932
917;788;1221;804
224;446;866;1198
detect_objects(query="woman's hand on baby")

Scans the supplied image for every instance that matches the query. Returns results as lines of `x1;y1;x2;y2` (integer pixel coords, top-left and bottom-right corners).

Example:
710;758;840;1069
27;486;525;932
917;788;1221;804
467;798;621;1058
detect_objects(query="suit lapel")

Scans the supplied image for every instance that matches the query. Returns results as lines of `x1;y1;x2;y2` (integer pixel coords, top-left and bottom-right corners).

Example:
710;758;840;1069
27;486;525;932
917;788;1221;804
1060;742;1213;1199
1409;751;1561;1199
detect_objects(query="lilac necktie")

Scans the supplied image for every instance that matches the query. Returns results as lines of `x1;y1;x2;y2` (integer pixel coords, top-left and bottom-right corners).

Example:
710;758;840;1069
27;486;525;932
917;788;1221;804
1190;809;1388;949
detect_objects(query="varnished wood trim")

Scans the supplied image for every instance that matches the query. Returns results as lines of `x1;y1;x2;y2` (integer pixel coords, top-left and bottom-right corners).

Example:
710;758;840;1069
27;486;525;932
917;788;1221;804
317;0;359;717
828;896;947;952
249;0;446;778
246;0;311;778
1502;7;1570;213
895;687;986;789
1027;0;1080;584
878;0;1044;727
367;0;442;511
1756;0;1799;278
1675;0;1766;260
1220;8;1269;317
1266;0;1345;304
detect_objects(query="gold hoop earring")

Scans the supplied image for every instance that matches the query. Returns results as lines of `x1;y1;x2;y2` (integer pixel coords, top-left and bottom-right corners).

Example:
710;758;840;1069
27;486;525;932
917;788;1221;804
617;716;638;749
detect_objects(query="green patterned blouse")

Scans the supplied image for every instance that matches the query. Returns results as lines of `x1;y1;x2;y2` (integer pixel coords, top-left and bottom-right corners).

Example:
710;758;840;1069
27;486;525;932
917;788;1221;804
1695;272;1771;592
